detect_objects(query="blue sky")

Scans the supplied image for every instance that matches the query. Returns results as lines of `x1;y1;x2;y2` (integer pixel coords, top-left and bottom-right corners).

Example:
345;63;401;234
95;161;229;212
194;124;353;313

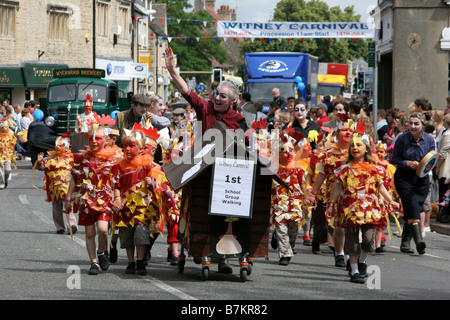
188;0;378;22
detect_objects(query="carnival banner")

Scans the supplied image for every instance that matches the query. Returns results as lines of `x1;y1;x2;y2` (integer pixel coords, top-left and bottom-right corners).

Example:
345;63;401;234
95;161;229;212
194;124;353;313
217;21;374;39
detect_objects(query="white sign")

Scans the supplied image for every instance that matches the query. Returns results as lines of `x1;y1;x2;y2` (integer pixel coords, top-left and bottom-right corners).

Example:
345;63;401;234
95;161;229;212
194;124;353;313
217;21;374;39
209;157;256;218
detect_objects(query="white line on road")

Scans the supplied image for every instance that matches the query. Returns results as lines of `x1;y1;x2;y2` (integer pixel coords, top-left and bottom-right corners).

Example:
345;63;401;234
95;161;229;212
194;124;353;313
19;194;195;299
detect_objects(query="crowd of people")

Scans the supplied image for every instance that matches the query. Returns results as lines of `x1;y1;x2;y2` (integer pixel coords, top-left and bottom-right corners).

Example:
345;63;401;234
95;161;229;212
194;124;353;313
1;48;450;283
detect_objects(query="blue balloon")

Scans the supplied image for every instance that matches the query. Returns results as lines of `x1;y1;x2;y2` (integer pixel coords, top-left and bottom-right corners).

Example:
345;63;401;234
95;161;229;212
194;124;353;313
297;83;305;91
110;110;119;119
295;76;303;84
33;109;44;121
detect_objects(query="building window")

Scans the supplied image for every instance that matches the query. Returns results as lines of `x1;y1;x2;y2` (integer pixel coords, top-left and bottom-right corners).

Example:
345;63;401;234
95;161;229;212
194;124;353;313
0;4;16;36
97;2;109;36
118;7;128;39
49;12;69;41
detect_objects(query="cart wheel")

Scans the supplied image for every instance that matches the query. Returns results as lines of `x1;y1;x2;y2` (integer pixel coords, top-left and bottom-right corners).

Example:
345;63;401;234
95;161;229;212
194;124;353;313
240;268;248;282
201;266;209;281
247;261;253;276
178;258;185;274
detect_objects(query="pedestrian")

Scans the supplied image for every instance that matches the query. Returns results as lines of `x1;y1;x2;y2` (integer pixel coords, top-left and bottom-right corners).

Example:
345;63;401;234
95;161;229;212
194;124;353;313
112;129;170;275
164;46;246;273
436;114;450;207
272;88;286;111
75;94;96;133
64;116;120;275
445;97;450;115
282;99;321;150
271;129;306;265
328;124;399;283
314;103;330;128
35;131;78;235
0;118;16;189
392;112;436;255
322;98;349;132
286;97;295;115
373;141;400;252
433;109;445;144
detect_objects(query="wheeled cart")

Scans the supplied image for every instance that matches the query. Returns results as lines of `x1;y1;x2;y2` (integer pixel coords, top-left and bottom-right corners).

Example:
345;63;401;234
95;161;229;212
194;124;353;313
163;123;290;282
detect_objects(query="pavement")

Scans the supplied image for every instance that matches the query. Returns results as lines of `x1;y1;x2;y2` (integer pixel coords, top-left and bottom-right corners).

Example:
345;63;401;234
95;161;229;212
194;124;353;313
430;219;450;236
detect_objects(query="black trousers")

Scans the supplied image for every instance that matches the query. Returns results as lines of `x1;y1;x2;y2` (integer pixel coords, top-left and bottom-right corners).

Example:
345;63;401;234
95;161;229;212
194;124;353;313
394;170;430;221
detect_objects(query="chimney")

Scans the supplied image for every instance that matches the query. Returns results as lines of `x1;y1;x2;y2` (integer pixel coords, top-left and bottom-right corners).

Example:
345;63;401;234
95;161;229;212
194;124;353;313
205;0;216;10
193;0;205;12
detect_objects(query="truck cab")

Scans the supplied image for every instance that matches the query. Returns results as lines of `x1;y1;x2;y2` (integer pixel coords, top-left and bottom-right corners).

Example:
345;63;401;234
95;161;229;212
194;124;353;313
27;68;129;163
44;68;126;135
244;52;318;112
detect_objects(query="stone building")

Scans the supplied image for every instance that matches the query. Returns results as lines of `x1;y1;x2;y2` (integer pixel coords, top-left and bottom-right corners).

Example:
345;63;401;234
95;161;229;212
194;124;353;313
374;0;450;111
0;0;167;106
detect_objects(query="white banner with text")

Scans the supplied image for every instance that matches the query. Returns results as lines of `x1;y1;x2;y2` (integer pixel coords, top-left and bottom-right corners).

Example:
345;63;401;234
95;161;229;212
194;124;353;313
217;21;374;39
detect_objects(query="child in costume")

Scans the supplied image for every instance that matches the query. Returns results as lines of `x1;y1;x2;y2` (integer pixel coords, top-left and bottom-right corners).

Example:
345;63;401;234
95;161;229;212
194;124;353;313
305;114;354;266
113;126;177;274
0;118;16;189
328;122;399;284
36;131;78;234
271;128;307;265
103;125;122;264
374;141;402;252
65;115;120;275
160;124;195;266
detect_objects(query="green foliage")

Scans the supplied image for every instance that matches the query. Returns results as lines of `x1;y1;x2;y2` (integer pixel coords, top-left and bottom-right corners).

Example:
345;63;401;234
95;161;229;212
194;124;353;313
237;0;370;76
154;0;228;83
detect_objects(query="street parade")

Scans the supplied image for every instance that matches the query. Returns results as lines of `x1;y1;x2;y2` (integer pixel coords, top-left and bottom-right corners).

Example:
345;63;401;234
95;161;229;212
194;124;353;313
1;0;450;304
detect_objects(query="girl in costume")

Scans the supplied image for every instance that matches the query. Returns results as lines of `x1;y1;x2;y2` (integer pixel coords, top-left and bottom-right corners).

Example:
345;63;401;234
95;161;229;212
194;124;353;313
271;128;308;265
0;118;16;189
328;122;399;284
36;131;78;234
305;114;354;265
374;141;402;252
65;115;120;275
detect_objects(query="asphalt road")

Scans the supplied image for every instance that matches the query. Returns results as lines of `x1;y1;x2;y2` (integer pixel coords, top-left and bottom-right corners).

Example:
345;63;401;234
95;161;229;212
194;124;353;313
1;160;450;306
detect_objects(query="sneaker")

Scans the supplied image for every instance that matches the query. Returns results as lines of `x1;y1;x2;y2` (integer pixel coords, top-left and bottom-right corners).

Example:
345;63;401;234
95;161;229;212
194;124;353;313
358;262;367;277
170;255;180;266
350;272;365;284
136;260;147;276
97;251;110;271
125;262;136;274
335;254;346;267
89;263;101;275
375;246;386;253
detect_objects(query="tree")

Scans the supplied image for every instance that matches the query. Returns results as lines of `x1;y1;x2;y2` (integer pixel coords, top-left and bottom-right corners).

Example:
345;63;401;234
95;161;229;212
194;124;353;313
238;0;369;76
154;0;228;83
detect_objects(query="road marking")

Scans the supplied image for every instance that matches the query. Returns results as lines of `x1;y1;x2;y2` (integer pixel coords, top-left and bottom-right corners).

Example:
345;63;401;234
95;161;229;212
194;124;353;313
18;193;197;299
19;194;29;205
142;276;197;300
390;246;442;259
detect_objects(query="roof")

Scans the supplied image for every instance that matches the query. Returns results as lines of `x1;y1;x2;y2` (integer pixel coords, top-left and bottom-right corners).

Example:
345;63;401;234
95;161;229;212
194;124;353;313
163;122;289;193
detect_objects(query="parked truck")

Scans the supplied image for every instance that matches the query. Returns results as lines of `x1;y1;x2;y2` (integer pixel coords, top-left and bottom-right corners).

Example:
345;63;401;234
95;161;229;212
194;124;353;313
317;62;349;102
27;68;130;163
243;52;318;112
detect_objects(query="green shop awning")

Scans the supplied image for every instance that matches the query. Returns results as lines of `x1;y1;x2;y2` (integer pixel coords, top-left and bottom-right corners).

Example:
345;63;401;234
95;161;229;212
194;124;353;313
0;67;25;87
21;62;68;88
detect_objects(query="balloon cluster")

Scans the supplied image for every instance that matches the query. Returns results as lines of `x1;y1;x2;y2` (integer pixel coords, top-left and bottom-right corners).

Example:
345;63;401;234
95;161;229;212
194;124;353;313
295;76;305;91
